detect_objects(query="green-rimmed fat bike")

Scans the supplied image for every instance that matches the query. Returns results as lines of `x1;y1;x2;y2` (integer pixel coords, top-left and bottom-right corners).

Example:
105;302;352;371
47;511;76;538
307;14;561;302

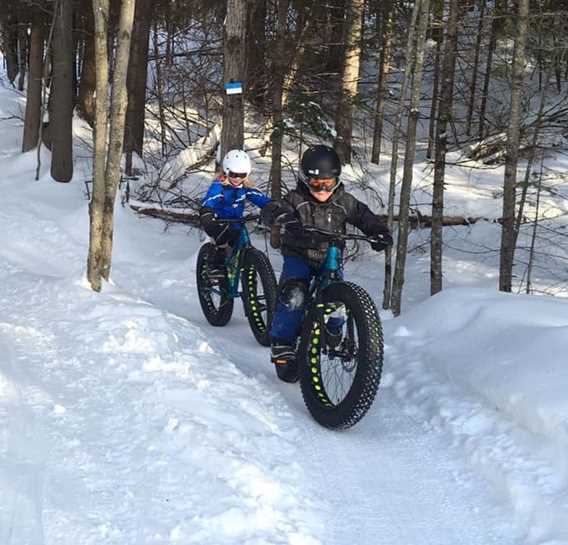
295;226;386;430
196;215;277;346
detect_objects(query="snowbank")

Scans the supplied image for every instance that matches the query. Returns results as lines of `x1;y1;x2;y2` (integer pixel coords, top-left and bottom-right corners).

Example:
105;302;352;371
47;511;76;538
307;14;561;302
387;288;568;543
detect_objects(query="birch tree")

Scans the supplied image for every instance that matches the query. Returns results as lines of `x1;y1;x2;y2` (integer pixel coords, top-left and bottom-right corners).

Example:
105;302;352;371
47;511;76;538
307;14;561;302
87;0;136;292
334;0;364;164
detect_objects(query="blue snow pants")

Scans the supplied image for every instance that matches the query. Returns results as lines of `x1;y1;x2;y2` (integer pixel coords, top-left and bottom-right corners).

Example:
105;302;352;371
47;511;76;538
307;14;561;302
270;255;343;345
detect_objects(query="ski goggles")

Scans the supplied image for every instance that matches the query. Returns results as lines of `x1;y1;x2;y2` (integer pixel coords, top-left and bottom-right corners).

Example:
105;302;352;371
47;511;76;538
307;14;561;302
228;171;248;180
307;178;338;192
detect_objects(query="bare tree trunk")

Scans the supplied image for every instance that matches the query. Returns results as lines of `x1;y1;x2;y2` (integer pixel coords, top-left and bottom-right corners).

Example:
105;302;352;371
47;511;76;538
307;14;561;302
50;0;74;183
391;0;431;316
499;0;529;292
87;0;110;292
371;0;393;165
466;0;486;136
479;0;504;140
17;14;27;92
431;0;458;296
281;8;312;110
525;154;544;294
246;0;267;109
426;34;441;160
78;10;96;126
383;2;420;310
3;13;19;85
22;14;44;152
334;0;364;164
220;0;247;158
269;0;290;201
124;0;151;174
87;0;136;291
100;0;137;279
152;23;167;156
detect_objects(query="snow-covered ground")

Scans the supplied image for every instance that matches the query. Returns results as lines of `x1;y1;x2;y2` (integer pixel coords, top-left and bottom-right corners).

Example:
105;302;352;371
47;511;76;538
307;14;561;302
1;76;568;545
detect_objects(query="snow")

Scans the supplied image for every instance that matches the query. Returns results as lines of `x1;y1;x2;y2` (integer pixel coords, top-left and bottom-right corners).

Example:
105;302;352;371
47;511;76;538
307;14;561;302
1;70;568;545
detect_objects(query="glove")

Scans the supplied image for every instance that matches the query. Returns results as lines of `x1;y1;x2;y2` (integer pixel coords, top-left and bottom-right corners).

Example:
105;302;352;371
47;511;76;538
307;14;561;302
199;208;218;230
260;201;299;226
370;232;393;252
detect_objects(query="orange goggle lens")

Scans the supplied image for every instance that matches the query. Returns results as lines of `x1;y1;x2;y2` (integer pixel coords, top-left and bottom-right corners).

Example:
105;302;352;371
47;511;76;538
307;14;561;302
308;179;337;192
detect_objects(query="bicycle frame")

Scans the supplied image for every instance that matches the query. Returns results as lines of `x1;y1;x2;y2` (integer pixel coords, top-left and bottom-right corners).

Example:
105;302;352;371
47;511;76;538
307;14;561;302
310;240;343;304
222;223;252;299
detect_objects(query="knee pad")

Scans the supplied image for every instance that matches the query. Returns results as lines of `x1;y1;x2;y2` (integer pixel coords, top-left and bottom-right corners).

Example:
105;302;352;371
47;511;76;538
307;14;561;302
278;279;308;311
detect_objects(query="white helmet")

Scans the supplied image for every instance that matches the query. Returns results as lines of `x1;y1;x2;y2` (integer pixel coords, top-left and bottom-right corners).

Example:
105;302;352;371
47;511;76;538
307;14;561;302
222;149;252;177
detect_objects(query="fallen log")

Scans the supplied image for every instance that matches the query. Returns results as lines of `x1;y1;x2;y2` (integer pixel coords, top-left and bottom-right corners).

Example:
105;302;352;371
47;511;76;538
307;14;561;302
131;205;506;228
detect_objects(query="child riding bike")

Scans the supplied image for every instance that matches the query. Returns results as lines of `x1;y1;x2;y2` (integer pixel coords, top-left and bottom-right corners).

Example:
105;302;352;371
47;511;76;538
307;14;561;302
200;149;271;274
261;144;393;383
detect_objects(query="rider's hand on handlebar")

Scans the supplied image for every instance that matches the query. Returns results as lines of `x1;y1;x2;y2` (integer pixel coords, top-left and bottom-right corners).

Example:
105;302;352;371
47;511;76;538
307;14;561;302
370;232;393;252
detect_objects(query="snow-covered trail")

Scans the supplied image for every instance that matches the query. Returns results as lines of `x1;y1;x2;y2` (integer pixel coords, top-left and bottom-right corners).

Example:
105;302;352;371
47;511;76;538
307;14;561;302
126;251;517;545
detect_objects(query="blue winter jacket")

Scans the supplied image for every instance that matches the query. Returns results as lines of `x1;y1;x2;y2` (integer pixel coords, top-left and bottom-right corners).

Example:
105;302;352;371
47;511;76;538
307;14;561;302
201;179;271;227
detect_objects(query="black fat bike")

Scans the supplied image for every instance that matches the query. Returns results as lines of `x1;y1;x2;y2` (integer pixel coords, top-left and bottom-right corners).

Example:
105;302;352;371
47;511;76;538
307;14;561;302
196;215;277;346
295;226;385;430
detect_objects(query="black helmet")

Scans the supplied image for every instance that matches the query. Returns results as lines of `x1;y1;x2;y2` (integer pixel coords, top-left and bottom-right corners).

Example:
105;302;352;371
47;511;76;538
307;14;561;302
300;145;341;180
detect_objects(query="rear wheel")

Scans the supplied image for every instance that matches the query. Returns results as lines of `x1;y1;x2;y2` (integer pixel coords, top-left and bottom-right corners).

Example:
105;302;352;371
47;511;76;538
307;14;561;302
240;249;277;346
196;243;234;326
297;282;383;430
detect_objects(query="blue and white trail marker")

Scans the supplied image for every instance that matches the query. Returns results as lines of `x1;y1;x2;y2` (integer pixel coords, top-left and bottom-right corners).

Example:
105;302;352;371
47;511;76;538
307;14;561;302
224;81;243;95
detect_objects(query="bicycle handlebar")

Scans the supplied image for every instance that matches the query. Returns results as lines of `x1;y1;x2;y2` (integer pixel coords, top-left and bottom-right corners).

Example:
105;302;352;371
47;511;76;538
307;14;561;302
215;214;260;224
300;225;389;244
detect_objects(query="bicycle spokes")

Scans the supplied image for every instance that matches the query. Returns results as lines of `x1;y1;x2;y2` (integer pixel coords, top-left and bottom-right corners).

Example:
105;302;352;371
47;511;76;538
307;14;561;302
306;304;359;407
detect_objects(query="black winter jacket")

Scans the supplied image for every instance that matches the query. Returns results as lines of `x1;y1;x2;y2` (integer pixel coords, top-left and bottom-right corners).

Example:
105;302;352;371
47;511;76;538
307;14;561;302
262;182;391;266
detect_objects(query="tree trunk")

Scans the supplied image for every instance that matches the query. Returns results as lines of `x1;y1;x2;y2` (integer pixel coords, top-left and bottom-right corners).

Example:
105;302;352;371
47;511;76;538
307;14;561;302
431;0;458;296
124;0;151;174
383;1;420;310
87;0;136;291
3;13;19;85
466;0;486;136
334;0;364;164
87;0;111;292
371;0;393;165
220;0;247;158
246;0;267;109
22;14;44;152
78;10;96;126
50;0;74;183
525;154;544;295
17;14;28;92
152;23;167;156
479;0;505;140
100;0;137;279
499;0;529;292
426;32;441;160
269;0;290;201
391;0;431;316
281;5;312;110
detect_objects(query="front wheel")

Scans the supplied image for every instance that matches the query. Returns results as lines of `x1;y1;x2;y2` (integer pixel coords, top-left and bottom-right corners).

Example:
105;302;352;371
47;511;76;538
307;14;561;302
196;243;234;326
297;282;383;430
240;249;277;346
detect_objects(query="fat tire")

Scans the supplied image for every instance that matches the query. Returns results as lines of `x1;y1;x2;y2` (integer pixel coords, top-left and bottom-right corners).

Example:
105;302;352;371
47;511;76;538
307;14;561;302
298;281;383;430
240;249;277;346
196;243;234;326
